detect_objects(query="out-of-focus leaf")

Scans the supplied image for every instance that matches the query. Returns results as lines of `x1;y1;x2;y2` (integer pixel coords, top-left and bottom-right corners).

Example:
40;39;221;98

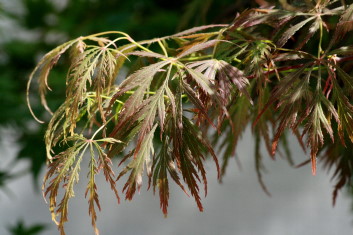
7;220;47;235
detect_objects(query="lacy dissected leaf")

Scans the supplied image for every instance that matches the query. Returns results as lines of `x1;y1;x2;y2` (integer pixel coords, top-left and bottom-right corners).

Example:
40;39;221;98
272;0;344;48
43;135;88;235
187;60;218;80
86;145;100;235
138;64;173;134
184;65;216;97
254;131;271;196
243;40;273;90
187;59;252;104
108;62;173;158
45;101;70;161
329;4;353;45
27;38;79;122
216;94;252;178
218;60;252;102
85;138;122;235
136;83;169;147
128;51;168;59
331;72;353;144
181;64;228;127
29;3;353;234
185;60;223;115
44;134;122;235
93;48;119;121
117;124;158;200
110;60;170;107
66;45;120;133
268;66;312;155
172;24;228;37
335;65;353;96
229;9;296;30
322;140;353;206
295;18;320;50
112;62;175;200
151;135;187;216
93;139;121;203
276;16;315;47
170;112;219;211
45;90;115;161
254;63;310;121
177;40;221;58
300;93;339;175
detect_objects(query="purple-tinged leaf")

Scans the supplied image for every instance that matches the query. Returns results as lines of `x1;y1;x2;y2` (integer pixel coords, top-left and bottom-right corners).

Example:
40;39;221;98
276;16;315;47
128;51;167;59
295;19;320;50
93;142;120;204
300;94;338;175
85;149;100;235
322;141;353;206
117;125;157;200
172;24;228;37
111;60;170;103
151;136;188;216
331;4;353;43
184;66;216;96
219;60;252;104
177;40;221;58
254;64;310;127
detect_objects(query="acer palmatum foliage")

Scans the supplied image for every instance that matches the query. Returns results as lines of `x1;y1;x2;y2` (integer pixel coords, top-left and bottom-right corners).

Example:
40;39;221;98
27;1;353;234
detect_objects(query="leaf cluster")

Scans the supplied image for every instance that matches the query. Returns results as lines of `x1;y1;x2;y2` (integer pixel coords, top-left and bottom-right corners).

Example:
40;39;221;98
27;1;353;234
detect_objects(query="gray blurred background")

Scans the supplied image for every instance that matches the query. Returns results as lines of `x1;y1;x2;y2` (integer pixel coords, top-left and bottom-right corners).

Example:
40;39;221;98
1;128;352;235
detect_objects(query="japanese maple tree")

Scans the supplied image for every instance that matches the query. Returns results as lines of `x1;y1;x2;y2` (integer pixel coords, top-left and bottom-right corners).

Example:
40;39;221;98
27;1;353;234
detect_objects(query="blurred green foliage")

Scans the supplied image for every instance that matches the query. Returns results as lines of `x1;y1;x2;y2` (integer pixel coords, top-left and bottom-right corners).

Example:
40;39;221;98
7;220;46;235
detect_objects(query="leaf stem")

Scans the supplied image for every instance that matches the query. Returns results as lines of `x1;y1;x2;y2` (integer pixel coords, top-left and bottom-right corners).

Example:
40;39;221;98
90;115;116;141
318;17;323;59
179;55;212;62
124;90;187;99
158;40;168;57
86;93;124;105
212;29;225;58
